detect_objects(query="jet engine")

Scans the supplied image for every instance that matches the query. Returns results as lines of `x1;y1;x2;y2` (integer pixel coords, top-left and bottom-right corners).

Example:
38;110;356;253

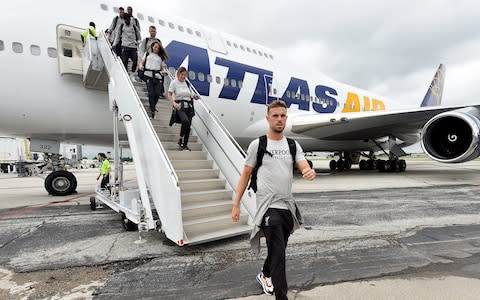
421;110;480;163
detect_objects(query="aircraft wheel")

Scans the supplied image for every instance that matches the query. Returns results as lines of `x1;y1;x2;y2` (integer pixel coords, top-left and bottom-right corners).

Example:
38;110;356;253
121;213;138;231
329;160;337;171
44;170;77;196
359;160;367;170
400;159;407;172
345;159;352;170
337;159;345;171
90;197;96;211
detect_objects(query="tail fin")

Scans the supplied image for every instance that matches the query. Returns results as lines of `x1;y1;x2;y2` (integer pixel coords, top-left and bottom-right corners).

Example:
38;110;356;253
421;64;446;107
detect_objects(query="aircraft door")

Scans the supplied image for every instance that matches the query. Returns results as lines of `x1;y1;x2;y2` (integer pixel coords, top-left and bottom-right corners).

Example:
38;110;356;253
56;24;84;75
205;30;228;55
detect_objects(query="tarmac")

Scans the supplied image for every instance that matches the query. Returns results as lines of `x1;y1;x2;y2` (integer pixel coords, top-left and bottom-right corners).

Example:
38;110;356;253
1;159;480;299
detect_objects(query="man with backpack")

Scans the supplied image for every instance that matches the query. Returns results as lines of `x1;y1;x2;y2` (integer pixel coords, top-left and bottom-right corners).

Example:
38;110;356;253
139;25;162;59
231;99;316;300
107;7;125;56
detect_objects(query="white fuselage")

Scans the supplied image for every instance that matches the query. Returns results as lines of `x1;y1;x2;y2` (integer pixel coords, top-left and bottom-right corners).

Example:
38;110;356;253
0;0;417;151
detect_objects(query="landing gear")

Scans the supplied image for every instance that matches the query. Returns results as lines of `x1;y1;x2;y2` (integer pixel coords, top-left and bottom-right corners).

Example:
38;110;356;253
90;196;96;210
329;153;353;171
379;159;406;172
44;170;77;196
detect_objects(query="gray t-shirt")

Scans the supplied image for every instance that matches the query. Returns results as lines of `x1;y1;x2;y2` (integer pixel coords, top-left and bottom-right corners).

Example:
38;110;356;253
245;136;305;210
168;79;192;101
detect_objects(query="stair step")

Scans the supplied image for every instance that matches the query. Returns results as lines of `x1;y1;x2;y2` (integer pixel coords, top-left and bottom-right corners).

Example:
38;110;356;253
167;151;207;160
183;215;249;243
179;178;225;192
157;133;197;143
181;189;233;204
182;200;232;219
176;169;219;180
185;224;251;245
152;125;181;135
162;142;203;151
171;159;212;170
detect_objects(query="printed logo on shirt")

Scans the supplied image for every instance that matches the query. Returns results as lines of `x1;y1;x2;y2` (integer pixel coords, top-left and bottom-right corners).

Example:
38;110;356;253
267;149;291;160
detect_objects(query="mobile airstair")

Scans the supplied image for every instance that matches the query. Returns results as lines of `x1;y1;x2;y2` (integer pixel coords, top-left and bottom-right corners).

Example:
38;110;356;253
57;25;255;246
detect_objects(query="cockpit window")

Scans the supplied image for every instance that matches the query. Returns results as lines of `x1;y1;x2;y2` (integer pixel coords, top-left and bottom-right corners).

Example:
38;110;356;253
100;4;108;11
0;40;4;51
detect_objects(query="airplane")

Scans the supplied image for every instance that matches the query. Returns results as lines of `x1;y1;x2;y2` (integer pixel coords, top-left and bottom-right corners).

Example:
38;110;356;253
1;0;479;197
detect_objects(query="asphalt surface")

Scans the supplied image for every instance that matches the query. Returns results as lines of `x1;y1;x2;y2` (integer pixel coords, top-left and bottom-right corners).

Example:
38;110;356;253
1;161;480;299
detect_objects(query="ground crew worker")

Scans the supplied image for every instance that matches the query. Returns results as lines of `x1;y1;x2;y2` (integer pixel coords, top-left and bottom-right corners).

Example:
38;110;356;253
96;152;110;190
81;22;97;44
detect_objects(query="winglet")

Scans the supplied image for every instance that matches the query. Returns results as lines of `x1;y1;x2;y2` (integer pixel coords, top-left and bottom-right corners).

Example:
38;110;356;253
420;64;446;107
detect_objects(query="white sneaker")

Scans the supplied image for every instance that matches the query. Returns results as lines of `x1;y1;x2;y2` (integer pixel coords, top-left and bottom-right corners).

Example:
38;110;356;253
256;272;274;295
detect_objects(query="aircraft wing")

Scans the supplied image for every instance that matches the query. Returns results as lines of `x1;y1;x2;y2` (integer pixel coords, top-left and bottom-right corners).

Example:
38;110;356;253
291;105;479;141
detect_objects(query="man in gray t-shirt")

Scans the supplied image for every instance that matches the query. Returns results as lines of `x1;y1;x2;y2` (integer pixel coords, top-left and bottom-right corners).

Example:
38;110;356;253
232;100;316;299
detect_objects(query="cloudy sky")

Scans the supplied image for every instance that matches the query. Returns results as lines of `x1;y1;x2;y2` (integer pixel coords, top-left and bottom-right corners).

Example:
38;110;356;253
162;0;480;106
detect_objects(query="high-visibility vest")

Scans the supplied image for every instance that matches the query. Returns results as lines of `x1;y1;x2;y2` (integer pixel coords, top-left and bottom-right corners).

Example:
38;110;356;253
81;26;97;41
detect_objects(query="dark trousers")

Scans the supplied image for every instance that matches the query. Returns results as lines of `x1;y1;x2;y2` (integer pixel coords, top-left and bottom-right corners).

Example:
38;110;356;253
176;107;194;146
100;174;110;190
261;208;294;300
147;78;163;114
121;46;138;72
114;43;122;57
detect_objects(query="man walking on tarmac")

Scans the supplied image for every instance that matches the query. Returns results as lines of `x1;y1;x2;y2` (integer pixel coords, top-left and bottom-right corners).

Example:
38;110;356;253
231;99;316;299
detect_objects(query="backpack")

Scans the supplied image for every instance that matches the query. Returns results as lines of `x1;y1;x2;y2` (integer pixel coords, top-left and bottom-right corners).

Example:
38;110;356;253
248;135;297;192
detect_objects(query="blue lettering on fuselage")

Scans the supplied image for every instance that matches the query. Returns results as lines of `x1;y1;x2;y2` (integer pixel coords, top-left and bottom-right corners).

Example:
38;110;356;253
215;57;273;104
164;40;339;112
165;41;210;95
281;77;310;111
313;85;338;113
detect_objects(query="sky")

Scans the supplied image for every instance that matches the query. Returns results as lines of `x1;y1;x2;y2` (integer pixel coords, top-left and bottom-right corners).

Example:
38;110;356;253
162;0;480;106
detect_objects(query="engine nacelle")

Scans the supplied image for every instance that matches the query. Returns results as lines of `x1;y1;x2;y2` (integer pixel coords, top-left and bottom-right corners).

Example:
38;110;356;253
421;110;480;163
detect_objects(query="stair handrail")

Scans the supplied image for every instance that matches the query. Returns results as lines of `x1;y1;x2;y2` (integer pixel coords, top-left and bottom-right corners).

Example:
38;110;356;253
94;32;184;244
165;69;256;218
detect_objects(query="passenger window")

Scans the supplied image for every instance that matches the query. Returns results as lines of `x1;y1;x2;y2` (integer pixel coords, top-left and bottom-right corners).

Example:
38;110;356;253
113;7;119;13
187;28;193;35
246;47;251;53
207;74;212;83
226;41;231;46
240;45;245;51
137;13;144;20
273;88;277;95
158;19;165;26
178;25;184;32
286;91;291;98
168;22;175;29
188;71;196;80
301;94;305;101
198;72;205;82
238;80;243;89
0;40;4;51
216;76;221;84
12;42;23;53
148;16;155;23
30;45;41;56
231;79;237;88
100;4;108;11
195;31;202;37
224;78;229;86
47;47;57;58
233;43;238;48
252;49;257;54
